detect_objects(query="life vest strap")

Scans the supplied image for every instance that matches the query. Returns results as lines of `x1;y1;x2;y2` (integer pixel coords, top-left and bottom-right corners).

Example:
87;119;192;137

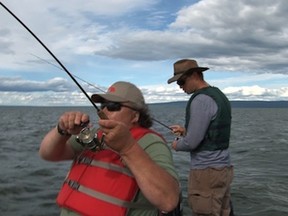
77;156;134;177
65;179;153;210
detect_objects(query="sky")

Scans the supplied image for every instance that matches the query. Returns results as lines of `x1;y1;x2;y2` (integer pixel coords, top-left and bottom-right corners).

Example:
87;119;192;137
0;0;287;106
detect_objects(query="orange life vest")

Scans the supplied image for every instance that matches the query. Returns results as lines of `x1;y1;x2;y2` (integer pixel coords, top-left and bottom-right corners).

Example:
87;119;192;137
57;127;163;216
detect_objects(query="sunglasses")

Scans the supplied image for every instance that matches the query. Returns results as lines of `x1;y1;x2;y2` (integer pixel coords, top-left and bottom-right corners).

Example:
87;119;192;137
177;72;194;86
177;76;187;86
100;102;132;112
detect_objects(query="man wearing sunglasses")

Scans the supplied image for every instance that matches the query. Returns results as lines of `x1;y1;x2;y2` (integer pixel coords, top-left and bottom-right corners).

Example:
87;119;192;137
39;81;180;216
167;59;234;216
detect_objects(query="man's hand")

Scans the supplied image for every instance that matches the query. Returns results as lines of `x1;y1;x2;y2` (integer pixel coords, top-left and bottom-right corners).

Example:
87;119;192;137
98;119;136;154
58;111;90;135
170;125;186;136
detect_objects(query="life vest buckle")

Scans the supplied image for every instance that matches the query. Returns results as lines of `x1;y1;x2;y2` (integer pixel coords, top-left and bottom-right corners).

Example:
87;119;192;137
67;180;80;190
77;156;92;165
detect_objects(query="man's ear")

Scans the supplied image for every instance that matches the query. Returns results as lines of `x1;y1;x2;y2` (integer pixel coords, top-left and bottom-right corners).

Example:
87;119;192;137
132;111;140;123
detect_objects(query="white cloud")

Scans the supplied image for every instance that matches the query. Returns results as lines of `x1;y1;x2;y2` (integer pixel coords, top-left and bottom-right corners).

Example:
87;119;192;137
0;81;287;106
2;0;288;73
0;0;288;105
223;85;288;101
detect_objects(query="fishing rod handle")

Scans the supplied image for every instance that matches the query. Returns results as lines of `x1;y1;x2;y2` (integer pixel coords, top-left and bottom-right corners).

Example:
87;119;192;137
97;110;108;119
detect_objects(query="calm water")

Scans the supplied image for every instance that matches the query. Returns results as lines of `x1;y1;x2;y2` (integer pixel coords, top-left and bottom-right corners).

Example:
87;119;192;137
0;105;288;216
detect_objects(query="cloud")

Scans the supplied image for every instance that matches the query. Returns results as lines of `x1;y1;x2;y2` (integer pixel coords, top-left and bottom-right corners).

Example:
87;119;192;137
0;79;287;106
223;85;288;101
0;0;287;106
1;0;288;74
93;0;288;73
0;77;75;92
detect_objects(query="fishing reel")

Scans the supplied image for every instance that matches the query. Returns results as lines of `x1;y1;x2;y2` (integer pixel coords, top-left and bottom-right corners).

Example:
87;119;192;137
76;127;104;151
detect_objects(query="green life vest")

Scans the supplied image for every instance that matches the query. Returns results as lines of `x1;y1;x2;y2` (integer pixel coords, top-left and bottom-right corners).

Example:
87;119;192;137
185;86;231;152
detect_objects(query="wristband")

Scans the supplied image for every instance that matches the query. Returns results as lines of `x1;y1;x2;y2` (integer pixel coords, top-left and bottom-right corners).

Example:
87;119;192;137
57;124;71;136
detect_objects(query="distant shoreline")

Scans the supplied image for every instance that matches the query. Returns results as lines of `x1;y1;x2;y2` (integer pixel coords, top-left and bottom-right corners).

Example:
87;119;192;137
231;101;288;108
151;100;288;108
0;101;288;108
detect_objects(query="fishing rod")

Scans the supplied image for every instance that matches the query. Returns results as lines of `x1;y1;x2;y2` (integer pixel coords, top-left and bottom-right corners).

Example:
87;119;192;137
0;2;107;119
37;55;174;132
1;2;173;132
152;118;173;131
30;53;174;132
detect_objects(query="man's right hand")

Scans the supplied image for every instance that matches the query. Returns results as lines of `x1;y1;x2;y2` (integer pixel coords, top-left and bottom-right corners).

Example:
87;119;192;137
170;125;186;136
58;111;90;135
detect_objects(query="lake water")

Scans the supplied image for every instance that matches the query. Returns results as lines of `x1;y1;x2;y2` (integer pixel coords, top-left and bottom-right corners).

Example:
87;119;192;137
0;104;287;216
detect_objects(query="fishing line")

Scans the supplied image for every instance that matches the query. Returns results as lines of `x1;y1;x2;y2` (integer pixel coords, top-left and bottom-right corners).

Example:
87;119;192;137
29;53;106;93
0;2;107;119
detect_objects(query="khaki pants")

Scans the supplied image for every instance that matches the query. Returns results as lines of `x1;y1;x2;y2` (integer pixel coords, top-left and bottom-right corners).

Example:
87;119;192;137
188;167;234;216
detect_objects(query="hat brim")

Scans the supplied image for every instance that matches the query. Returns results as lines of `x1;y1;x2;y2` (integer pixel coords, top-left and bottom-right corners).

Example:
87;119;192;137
167;67;209;84
91;94;129;103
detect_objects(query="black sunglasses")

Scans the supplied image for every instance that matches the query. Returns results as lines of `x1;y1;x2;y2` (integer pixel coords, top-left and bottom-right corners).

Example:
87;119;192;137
177;76;186;86
177;72;193;86
100;102;132;112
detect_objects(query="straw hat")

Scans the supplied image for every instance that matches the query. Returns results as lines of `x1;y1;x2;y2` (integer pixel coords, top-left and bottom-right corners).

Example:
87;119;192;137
167;59;209;84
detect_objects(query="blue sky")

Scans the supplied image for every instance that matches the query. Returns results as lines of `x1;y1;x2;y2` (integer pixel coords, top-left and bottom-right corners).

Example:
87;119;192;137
0;0;287;106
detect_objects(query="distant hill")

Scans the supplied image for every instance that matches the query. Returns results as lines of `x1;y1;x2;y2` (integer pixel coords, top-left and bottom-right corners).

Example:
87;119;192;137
150;101;288;108
1;101;287;108
230;101;288;108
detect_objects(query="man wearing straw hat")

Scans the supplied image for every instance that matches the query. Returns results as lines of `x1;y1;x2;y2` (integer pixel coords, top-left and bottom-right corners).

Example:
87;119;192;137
167;59;234;216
